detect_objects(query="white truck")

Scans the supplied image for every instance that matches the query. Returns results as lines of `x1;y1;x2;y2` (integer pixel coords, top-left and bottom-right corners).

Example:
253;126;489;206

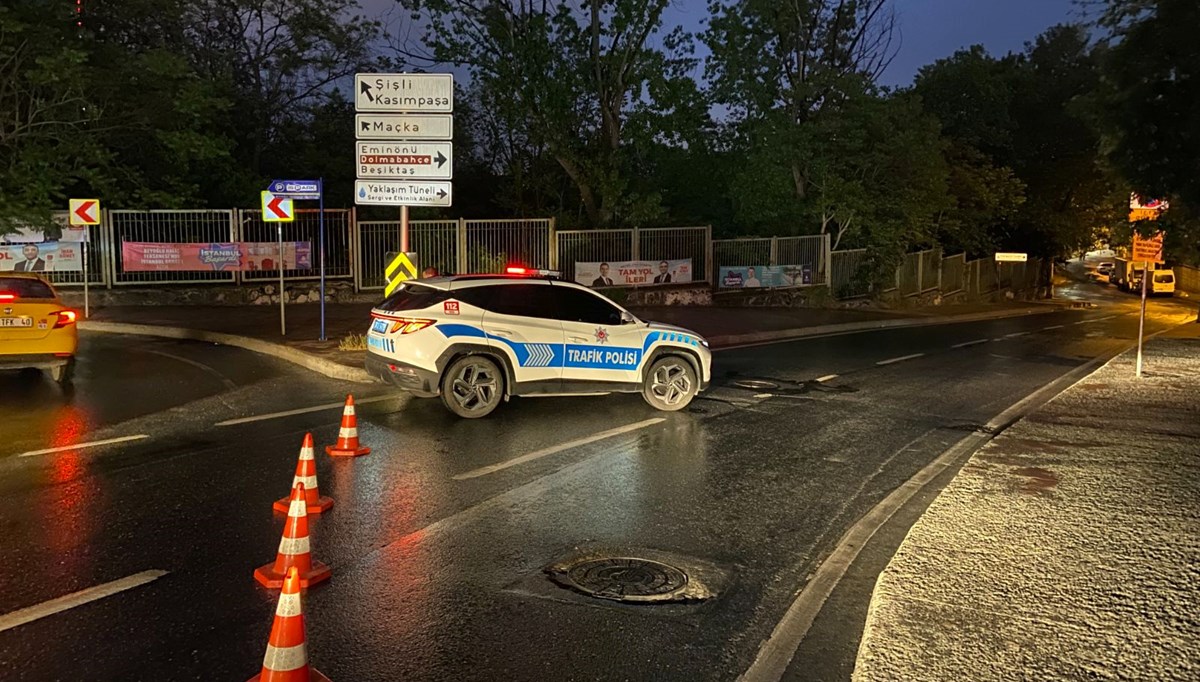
1111;257;1149;292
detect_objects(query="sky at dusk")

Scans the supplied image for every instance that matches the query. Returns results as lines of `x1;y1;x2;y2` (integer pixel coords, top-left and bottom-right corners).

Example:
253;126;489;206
364;0;1083;87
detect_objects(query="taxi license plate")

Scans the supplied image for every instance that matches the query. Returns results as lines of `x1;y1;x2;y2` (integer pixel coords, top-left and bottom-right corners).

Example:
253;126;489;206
0;317;33;328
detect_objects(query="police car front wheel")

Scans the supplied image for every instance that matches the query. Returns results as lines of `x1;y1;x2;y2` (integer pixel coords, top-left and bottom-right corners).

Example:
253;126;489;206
643;357;698;412
441;355;505;418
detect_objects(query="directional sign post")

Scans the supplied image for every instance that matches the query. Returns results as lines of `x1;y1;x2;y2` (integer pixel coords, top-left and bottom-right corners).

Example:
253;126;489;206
1132;231;1166;379
266;180;328;340
68;199;100;318
355;72;454;269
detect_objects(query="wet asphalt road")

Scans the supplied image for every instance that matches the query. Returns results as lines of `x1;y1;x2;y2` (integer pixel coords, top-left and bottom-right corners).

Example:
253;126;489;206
0;286;1194;681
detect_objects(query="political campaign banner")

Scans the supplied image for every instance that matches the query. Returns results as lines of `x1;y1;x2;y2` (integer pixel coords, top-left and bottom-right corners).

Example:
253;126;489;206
719;264;813;289
575;259;692;288
121;242;312;272
0;242;83;272
1;224;89;243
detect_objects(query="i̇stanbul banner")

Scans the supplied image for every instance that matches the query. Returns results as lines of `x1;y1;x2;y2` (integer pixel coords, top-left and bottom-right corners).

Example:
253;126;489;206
121;242;312;272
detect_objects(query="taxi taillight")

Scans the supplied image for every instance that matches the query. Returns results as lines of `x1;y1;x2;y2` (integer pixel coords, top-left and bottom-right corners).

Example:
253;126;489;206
53;310;78;328
0;293;15;302
371;314;434;335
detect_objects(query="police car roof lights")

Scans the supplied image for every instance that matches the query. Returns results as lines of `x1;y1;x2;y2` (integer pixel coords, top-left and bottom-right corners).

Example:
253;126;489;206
504;266;561;278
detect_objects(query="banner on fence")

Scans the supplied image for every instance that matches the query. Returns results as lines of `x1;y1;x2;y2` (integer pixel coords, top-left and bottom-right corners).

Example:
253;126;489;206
0;242;83;272
575;259;692;287
121;242;312;272
719;264;812;288
2;225;89;243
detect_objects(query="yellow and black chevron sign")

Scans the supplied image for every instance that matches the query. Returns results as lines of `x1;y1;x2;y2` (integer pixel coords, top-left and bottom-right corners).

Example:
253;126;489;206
384;251;419;296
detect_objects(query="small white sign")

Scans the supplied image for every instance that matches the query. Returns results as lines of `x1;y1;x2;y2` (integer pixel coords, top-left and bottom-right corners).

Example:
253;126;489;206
994;252;1028;262
355;180;453;207
357;142;453;180
355;73;453;113
355;114;453;140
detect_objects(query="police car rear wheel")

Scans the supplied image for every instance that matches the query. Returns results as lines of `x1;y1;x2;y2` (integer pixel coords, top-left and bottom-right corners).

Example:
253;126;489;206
442;356;504;418
643;357;697;412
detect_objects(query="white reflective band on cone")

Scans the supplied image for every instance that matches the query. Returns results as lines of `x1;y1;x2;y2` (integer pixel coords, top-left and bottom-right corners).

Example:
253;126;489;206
345;406;356;416
288;499;308;518
277;535;311;555
290;475;318;490
274;592;303;618
298;448;315;461
338;427;356;439
263;642;309;671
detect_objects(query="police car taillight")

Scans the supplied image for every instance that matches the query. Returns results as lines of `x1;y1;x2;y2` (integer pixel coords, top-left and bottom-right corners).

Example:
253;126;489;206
370;313;434;334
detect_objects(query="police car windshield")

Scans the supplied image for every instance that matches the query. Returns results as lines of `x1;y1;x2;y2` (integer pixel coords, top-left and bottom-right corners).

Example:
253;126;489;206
377;283;448;312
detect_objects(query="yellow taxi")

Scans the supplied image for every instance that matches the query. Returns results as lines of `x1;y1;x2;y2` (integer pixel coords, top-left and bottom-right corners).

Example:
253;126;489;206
0;272;78;385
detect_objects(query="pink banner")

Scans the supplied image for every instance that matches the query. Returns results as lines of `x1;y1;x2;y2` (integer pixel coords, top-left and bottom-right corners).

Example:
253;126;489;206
121;242;311;272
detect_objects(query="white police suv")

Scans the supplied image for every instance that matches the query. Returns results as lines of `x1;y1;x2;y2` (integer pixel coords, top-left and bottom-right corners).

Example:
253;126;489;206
364;268;712;418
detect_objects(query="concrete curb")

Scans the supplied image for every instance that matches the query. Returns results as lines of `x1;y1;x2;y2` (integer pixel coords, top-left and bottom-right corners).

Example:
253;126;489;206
707;306;1058;349
78;321;374;384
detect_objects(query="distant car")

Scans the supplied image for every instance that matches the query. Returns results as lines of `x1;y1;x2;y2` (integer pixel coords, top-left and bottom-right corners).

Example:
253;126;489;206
0;273;79;386
1094;261;1114;283
364;269;712;418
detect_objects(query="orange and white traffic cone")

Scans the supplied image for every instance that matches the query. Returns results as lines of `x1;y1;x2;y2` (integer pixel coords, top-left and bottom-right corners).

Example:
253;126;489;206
275;434;333;515
255;483;331;589
249;567;332;682
325;394;371;457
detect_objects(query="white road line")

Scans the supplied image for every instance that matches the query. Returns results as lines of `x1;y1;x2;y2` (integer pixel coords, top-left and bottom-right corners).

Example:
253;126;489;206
0;570;168;633
875;353;924;366
1004;331;1030;338
1043;325;1064;330
815;374;838;383
452;418;665;481
18;435;150;458
215;395;397;426
951;339;989;349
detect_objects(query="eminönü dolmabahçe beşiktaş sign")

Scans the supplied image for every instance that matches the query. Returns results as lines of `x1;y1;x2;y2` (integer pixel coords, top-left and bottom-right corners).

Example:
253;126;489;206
0;242;83;272
575;259;693;287
719;265;813;288
121;242;312;272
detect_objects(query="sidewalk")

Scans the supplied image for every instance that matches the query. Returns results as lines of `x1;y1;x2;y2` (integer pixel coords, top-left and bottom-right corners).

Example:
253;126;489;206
854;325;1200;681
78;299;1058;380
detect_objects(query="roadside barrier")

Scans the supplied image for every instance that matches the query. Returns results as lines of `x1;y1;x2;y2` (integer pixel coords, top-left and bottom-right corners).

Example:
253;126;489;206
249;567;332;682
255;483;332;589
325;395;371;457
275;434;334;514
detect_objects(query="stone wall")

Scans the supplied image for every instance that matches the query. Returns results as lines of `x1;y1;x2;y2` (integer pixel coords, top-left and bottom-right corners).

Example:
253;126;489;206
59;280;374;307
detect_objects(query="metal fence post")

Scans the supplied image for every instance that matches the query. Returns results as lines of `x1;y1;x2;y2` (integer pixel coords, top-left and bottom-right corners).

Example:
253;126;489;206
769;236;778;266
350;207;361;291
705;225;714;285
631;226;640;261
916;249;924;292
937;249;943;292
457;217;469;273
547;216;558;271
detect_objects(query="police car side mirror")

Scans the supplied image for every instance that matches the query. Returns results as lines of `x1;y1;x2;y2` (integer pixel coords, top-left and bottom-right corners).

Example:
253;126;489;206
620;311;636;325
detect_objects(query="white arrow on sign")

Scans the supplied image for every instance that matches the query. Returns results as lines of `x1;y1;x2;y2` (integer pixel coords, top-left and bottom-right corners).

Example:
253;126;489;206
355;180;453;207
355;73;453;113
355;114;453;140
357;142;453;180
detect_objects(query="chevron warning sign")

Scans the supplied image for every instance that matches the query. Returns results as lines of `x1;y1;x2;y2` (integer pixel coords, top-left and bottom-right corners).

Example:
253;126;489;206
384;251;419;296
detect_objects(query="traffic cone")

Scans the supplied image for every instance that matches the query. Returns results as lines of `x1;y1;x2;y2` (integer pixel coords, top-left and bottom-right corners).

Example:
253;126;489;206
274;434;333;515
255;483;331;589
325;394;371;457
249;567;332;682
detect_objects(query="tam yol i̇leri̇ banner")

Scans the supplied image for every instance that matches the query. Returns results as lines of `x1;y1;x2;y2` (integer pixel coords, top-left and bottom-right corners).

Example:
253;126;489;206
121;242;312;272
575;259;692;287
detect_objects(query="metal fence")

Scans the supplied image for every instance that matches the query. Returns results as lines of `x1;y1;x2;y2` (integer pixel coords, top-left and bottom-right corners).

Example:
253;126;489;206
941;252;966;294
239;208;354;282
712;234;829;287
831;248;870;298
109;210;238;285
466;218;553;273
897;251;921;295
554;226;711;285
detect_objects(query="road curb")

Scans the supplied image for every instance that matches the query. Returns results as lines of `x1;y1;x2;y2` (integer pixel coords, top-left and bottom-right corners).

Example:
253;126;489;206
78;321;374;384
708;306;1058;349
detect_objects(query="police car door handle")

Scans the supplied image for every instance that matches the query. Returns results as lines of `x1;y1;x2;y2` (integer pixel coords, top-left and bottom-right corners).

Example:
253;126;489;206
490;329;513;337
568;336;589;343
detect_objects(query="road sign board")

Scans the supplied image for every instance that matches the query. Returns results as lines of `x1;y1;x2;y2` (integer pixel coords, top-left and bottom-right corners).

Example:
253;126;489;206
357;142;453;180
355;73;453;113
994;252;1028;262
384;251;419;296
355;180;452;207
261;191;295;222
268;179;322;200
1132;232;1165;263
68;199;101;226
355;114;453;140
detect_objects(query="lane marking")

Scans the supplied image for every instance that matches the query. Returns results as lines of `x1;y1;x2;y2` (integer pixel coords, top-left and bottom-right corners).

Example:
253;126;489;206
1004;331;1029;338
18;435;150;458
740;351;1121;682
1076;315;1117;325
1043;325;1064;330
754;393;774;399
142;349;237;390
875;353;924;366
0;570;168;633
215;395;397;426
452;418;665;481
815;374;838;382
951;339;989;349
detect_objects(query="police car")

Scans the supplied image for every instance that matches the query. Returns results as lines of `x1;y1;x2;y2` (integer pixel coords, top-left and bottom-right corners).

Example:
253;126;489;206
364;268;712;418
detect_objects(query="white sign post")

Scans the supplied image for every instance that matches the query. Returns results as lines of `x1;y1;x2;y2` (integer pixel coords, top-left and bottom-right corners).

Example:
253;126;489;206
354;73;454;256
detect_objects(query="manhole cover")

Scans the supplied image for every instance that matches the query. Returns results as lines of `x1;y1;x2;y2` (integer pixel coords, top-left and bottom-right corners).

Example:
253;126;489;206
731;379;779;391
546;557;705;603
